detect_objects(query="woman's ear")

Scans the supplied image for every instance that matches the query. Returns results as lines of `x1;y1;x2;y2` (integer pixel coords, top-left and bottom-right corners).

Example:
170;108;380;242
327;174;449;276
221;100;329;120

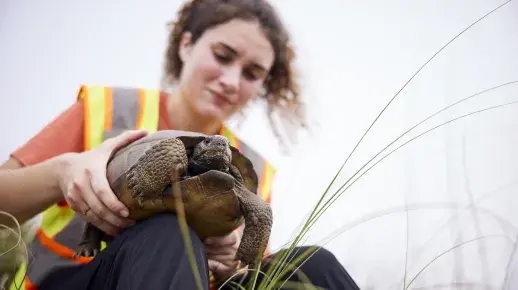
178;32;193;63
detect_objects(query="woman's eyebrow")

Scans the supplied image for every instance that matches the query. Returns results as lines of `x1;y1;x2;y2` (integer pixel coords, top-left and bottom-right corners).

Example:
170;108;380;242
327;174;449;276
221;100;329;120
216;42;268;72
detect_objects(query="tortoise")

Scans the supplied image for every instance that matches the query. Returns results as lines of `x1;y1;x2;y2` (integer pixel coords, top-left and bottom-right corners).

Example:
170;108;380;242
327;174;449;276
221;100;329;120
74;130;273;267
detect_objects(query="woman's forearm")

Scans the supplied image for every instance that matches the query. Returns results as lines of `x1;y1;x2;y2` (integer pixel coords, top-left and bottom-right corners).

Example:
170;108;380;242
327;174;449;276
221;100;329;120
0;155;68;225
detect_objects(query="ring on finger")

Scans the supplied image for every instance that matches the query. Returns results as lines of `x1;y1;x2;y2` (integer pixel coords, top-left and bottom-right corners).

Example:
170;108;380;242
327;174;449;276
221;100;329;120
82;207;91;215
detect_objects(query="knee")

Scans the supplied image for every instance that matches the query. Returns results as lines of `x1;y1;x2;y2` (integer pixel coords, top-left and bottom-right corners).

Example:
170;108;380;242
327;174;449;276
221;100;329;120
94;213;210;289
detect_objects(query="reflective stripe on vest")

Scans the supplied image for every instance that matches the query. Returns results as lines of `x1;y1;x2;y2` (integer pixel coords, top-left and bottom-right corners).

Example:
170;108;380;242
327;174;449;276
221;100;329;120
81;86;160;149
10;85;276;290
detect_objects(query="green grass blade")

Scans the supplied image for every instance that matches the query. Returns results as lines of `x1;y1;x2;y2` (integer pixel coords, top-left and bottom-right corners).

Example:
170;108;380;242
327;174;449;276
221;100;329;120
323;0;512;198
269;248;320;290
407;180;518;274
317;203;464;245
404;235;512;290
172;179;203;290
0;211;28;290
227;280;248;290
245;260;263;290
265;246;320;290
259;241;309;290
216;268;272;290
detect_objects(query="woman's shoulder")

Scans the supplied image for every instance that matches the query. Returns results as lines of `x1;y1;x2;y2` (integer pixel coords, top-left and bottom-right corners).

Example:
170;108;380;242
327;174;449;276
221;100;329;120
10;85;170;167
10;99;85;167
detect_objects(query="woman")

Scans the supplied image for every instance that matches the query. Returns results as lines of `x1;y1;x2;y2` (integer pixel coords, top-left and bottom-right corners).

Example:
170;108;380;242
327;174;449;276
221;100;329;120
0;0;360;289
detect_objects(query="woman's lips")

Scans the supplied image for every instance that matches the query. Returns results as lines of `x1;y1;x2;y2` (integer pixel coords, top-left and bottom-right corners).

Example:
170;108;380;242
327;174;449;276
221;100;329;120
210;90;234;107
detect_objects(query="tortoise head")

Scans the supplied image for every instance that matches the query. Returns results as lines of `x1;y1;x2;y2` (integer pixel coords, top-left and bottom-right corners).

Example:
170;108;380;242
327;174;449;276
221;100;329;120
188;135;232;175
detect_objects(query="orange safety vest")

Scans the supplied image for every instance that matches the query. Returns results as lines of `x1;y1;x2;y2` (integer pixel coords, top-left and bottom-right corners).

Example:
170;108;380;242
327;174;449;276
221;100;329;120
10;85;276;290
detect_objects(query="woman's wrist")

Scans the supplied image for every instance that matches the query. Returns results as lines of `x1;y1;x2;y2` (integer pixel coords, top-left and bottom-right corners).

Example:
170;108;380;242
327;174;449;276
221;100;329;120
50;152;76;197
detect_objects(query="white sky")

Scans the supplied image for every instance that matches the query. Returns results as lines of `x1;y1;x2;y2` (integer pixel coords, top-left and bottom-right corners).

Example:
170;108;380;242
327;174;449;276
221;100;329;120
1;0;518;288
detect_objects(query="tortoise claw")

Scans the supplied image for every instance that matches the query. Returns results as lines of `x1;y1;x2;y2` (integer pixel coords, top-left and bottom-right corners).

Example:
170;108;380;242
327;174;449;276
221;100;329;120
137;196;166;211
74;242;100;258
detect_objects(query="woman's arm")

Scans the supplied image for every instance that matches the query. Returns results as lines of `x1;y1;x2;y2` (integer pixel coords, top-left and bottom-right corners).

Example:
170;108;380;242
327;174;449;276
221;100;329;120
0;155;68;225
0;99;145;236
0;101;85;226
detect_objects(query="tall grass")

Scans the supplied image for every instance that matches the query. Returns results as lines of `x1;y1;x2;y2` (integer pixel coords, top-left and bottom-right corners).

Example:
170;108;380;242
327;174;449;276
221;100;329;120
0;211;28;290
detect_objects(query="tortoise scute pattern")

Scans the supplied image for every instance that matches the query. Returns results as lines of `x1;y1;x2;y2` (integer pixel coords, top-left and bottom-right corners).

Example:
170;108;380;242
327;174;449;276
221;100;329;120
126;138;188;202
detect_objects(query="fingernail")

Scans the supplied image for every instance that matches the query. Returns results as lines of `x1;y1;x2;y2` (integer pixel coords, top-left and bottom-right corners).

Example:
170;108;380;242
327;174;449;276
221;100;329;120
205;238;212;245
120;210;129;217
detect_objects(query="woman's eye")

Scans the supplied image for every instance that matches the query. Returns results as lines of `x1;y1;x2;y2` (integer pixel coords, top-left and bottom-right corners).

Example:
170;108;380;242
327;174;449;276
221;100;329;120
244;70;259;81
215;52;232;63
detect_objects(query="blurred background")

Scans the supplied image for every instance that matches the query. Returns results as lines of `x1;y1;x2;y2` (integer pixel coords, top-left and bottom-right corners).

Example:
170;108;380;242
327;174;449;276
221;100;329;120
1;0;518;289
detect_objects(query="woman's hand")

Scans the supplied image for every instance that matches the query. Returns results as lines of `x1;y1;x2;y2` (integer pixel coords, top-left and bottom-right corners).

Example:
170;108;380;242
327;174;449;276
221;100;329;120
58;129;149;236
205;230;243;279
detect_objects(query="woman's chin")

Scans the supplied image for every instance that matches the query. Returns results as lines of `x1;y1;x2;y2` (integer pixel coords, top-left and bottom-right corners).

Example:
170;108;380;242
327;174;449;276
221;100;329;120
197;103;228;122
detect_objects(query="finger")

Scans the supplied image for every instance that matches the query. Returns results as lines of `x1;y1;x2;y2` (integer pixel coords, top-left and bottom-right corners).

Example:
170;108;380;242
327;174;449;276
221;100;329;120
70;179;120;235
88;167;133;220
82;206;121;236
208;259;221;273
101;129;149;152
64;180;89;214
80;170;127;230
235;228;243;240
206;253;236;263
205;232;238;247
205;245;237;256
208;259;239;277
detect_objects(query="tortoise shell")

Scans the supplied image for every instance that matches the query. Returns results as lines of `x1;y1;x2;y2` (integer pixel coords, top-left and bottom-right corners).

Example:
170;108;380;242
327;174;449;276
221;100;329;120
106;130;259;195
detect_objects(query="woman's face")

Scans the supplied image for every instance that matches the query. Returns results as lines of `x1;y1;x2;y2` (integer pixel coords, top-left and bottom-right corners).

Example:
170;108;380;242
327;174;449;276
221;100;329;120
177;18;275;122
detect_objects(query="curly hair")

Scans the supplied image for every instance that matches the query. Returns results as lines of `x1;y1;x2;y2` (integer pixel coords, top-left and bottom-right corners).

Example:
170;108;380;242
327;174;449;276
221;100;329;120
161;0;307;148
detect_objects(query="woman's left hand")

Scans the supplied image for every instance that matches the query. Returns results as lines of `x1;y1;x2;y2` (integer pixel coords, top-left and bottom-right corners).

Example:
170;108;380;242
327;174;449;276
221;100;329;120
204;230;242;279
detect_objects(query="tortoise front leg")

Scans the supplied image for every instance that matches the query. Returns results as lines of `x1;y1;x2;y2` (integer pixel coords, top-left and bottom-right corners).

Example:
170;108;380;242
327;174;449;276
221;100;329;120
126;138;189;208
233;183;273;268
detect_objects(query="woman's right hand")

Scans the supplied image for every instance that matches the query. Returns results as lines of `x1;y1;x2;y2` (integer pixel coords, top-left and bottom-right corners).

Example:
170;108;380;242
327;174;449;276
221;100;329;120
58;130;149;236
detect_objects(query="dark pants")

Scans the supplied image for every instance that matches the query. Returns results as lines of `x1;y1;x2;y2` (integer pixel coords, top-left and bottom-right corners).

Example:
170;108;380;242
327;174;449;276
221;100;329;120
39;213;360;290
